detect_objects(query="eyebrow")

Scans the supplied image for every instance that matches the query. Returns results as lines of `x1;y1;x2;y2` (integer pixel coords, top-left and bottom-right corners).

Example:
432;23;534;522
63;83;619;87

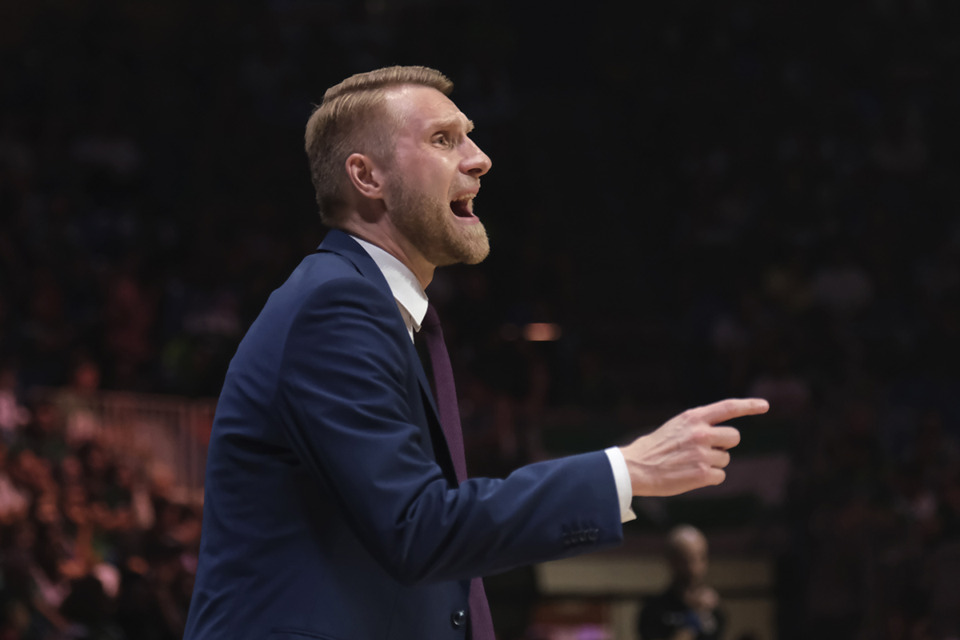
430;115;475;133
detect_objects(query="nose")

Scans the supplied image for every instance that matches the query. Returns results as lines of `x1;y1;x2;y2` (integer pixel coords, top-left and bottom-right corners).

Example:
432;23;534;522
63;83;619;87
461;138;492;178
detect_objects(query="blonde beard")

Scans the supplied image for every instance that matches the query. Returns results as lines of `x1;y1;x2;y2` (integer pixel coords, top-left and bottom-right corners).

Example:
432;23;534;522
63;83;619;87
388;179;490;267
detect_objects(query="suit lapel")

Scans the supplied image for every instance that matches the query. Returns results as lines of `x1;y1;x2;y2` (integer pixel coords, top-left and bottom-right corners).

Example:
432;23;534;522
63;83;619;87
315;230;456;481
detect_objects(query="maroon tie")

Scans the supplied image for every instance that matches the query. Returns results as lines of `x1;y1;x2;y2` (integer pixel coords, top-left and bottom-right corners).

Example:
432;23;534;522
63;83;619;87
419;304;495;640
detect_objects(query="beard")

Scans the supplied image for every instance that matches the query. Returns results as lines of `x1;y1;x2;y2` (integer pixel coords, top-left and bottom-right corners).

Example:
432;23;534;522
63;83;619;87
387;176;490;267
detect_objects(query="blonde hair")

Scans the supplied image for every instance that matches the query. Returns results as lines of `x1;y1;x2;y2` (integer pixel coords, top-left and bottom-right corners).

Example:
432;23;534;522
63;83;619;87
304;65;454;224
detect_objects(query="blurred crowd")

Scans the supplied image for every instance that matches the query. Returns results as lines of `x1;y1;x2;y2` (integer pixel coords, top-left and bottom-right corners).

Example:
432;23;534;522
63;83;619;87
0;366;200;640
2;0;960;638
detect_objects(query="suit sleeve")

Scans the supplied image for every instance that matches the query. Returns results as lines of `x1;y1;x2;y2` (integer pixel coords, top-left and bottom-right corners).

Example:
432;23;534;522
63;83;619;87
275;276;623;585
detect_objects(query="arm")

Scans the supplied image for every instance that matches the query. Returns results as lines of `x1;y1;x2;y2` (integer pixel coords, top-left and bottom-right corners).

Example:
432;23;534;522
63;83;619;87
276;277;622;584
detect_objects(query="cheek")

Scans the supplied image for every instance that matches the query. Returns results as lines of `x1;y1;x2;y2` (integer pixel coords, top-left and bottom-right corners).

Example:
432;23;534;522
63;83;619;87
417;157;458;188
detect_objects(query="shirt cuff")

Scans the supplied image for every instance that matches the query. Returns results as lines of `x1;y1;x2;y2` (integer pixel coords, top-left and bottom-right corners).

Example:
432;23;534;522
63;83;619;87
604;447;637;523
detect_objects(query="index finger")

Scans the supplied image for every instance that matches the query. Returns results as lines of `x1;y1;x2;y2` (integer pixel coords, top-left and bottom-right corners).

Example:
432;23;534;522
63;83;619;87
694;398;769;424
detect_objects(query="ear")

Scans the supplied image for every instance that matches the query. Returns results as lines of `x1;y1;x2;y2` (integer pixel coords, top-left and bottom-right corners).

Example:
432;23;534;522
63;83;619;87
344;153;384;201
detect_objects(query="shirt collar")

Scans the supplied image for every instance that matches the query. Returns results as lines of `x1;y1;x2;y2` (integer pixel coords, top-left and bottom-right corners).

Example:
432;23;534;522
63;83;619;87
351;236;428;338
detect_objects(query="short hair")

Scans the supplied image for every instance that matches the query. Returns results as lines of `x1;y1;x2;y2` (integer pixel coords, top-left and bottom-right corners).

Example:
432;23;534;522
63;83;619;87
666;524;706;560
304;65;454;224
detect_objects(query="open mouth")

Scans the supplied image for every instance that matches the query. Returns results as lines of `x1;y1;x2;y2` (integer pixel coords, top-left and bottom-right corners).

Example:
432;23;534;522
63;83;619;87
450;194;476;219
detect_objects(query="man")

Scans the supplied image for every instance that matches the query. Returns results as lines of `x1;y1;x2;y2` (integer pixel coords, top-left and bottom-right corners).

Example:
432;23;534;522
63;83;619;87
639;525;725;640
182;66;768;640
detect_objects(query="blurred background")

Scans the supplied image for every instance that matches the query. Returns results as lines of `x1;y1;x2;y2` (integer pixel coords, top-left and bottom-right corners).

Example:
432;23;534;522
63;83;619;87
1;0;959;638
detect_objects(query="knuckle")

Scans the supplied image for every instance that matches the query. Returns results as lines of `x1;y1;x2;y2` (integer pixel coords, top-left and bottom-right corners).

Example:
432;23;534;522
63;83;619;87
690;427;711;446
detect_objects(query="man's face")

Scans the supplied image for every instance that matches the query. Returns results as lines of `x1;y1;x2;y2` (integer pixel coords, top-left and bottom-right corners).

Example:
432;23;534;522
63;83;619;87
379;85;492;267
671;531;709;586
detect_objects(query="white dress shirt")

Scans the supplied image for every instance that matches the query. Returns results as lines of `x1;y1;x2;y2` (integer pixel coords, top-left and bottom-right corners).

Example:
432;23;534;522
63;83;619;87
353;236;635;523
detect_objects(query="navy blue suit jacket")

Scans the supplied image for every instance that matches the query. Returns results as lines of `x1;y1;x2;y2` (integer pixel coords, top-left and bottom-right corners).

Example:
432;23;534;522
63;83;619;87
182;230;623;640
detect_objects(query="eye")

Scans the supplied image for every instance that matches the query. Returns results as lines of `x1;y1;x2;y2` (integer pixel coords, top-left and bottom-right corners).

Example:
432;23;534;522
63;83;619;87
433;132;454;148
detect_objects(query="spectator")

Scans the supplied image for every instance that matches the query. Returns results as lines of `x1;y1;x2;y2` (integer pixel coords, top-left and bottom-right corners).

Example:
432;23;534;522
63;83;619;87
639;525;725;640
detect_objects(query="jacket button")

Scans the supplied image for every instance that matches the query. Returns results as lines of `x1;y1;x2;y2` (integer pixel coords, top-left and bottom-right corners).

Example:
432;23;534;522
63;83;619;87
451;609;467;630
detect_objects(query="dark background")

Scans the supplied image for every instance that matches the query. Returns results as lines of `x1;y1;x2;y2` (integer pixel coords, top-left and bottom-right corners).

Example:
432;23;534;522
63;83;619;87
1;1;959;639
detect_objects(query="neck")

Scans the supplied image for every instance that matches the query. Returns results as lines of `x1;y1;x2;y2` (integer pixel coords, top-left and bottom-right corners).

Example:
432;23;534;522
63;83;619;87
338;218;435;290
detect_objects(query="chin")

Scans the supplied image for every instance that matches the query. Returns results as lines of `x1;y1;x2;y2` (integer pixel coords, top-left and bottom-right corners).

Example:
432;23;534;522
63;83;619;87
455;232;490;265
462;245;490;265
432;223;489;266
431;245;488;267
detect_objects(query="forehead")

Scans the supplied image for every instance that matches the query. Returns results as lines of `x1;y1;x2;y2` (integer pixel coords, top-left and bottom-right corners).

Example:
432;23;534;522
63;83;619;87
383;85;472;134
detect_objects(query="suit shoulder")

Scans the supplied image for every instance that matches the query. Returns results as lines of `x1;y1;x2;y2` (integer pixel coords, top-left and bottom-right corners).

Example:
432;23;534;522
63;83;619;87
223;249;399;390
235;251;390;350
285;250;366;290
265;251;386;309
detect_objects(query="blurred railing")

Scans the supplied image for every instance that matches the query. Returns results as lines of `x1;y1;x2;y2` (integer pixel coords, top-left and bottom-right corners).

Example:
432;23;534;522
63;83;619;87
32;389;790;530
36;389;217;503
